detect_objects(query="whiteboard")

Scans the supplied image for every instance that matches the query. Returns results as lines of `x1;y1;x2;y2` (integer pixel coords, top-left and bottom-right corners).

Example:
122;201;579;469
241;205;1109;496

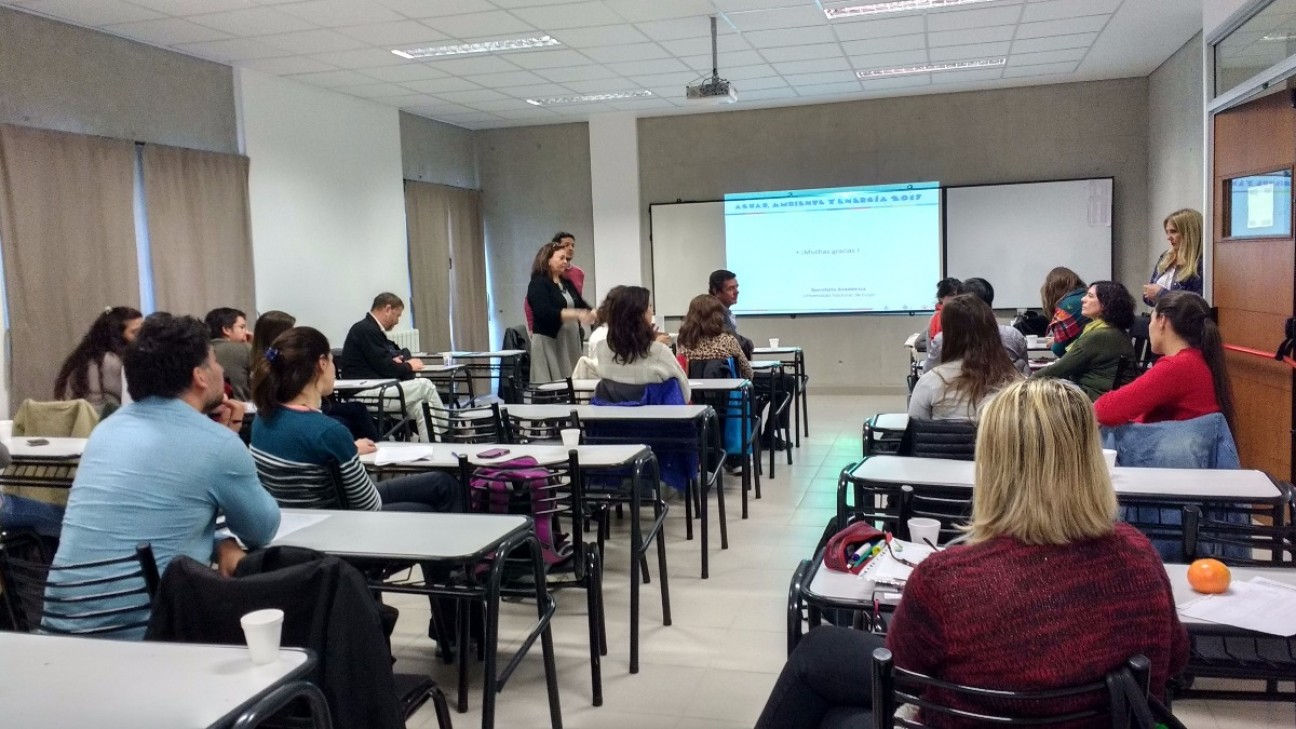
648;178;1113;317
648;201;726;318
945;179;1113;310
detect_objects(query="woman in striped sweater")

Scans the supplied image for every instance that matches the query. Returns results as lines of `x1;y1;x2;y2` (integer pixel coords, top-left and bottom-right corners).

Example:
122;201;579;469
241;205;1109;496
249;326;461;514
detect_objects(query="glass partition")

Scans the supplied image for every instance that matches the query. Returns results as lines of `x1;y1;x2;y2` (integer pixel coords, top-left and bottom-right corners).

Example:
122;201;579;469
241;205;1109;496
1215;0;1296;98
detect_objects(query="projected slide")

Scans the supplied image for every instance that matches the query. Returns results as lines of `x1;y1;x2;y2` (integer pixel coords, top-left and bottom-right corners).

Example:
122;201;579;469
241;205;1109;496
724;182;941;315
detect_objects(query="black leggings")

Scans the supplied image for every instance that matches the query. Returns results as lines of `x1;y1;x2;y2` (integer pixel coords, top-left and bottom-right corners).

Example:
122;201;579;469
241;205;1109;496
755;626;881;729
377;472;463;514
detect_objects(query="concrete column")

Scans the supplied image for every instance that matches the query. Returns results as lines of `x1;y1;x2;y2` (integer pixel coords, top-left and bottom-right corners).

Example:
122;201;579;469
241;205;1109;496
588;112;642;301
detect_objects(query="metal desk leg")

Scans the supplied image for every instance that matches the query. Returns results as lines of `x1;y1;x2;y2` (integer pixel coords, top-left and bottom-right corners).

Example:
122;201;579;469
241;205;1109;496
797;351;809;442
740;384;751;518
629;454;671;675
699;412;710;580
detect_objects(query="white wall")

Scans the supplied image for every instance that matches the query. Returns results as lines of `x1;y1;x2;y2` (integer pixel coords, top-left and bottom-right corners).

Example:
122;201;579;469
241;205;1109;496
1148;34;1205;277
237;68;411;344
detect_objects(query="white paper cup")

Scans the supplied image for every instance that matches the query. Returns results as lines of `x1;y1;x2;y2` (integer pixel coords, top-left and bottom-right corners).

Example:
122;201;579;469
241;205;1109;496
769;338;780;348
1102;449;1118;469
560;428;581;448
1026;335;1039;348
908;517;941;547
441;354;453;367
240;608;284;665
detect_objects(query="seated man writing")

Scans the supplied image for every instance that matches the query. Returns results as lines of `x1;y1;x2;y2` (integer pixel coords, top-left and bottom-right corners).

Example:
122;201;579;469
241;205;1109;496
337;292;443;442
46;313;281;638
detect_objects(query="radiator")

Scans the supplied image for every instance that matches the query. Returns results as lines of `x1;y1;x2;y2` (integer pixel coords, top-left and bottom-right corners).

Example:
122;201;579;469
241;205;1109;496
389;329;421;353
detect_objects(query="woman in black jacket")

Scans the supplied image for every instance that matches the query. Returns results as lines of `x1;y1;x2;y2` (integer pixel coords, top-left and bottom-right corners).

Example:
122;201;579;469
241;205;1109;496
526;241;594;381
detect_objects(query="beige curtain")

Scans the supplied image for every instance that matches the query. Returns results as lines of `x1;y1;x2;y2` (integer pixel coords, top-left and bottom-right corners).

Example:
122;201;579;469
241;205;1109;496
142;144;254;318
446;187;488;353
0;125;139;406
405;181;453;351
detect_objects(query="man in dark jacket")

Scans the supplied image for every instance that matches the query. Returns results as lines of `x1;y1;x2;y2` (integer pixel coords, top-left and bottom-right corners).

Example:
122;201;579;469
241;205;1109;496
338;292;442;441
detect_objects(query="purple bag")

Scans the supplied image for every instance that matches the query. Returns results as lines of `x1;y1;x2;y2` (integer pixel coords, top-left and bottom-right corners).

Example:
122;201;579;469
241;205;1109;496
469;457;571;566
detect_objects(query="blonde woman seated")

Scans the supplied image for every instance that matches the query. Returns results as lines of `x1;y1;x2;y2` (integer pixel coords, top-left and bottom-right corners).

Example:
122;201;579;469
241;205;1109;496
755;378;1188;728
908;294;1020;421
674;294;753;379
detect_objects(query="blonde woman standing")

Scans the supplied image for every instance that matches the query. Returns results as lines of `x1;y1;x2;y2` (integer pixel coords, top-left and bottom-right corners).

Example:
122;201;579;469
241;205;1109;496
1143;208;1203;306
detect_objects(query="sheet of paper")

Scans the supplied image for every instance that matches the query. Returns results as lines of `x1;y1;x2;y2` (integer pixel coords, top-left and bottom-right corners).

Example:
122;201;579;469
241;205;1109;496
374;443;436;466
1179;577;1296;637
219;512;330;546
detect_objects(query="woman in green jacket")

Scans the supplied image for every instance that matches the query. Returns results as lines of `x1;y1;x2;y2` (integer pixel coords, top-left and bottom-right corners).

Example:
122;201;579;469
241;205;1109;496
1033;281;1135;399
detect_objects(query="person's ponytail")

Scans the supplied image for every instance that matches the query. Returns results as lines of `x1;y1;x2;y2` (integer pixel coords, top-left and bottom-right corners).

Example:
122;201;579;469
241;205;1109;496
248;327;331;420
1197;316;1236;432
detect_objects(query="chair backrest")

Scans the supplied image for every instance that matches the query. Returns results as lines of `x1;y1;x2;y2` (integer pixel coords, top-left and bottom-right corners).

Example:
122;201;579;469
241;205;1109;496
871;647;1151;728
0;541;159;636
1182;502;1296;566
899;485;972;545
505;408;581;445
835;461;907;536
425;403;505;444
522;378;576;405
898;419;978;461
1111;355;1139;391
458;453;585;572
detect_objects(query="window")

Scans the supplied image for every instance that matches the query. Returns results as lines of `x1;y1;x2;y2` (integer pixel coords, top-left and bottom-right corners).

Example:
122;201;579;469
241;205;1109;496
1224;169;1293;238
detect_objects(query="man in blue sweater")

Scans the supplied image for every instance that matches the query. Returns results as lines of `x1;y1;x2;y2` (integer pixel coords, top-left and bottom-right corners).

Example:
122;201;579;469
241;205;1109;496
46;313;281;638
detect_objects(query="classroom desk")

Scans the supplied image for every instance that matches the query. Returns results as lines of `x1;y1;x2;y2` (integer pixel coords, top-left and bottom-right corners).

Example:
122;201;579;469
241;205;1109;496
0;436;88;507
861;413;908;457
413;363;475;407
503;404;725;579
0;632;317;729
752;346;808;446
423;350;527;404
333;378;399;392
272;509;561;729
565;378;762;519
361;442;669;675
840;455;1287;526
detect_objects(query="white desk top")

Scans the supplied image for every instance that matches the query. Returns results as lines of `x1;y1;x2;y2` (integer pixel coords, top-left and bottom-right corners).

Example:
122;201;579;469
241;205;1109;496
414;364;464;375
504;404;711;421
0;632;310;729
870;413;909;432
850;456;1284;501
805;559;886;606
904;333;920;349
6;436;87;459
752;346;802;355
333;378;398;390
274;509;530;560
360;442;650;468
750;360;781;370
1166;563;1296;627
566;378;748;392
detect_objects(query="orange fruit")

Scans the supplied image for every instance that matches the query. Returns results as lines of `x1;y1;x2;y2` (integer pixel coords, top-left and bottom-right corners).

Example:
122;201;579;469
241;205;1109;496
1187;558;1232;594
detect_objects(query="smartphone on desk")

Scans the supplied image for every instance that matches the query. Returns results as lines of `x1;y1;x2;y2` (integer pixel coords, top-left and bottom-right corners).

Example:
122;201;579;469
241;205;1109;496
25;438;49;446
477;448;509;459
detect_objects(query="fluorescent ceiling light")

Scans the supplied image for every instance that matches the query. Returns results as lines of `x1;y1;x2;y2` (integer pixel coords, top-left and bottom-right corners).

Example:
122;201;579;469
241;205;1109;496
856;57;1006;79
392;35;559;59
826;0;1000;18
526;90;653;106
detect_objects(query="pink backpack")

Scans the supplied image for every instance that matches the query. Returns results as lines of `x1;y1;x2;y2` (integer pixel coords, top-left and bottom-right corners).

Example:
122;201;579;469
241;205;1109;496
469;457;571;566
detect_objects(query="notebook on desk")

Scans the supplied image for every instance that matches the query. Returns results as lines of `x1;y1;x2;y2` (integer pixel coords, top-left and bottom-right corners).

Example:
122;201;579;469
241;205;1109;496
858;539;938;585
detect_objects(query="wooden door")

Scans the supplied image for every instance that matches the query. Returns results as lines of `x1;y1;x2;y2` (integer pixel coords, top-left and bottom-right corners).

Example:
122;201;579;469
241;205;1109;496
1212;89;1296;480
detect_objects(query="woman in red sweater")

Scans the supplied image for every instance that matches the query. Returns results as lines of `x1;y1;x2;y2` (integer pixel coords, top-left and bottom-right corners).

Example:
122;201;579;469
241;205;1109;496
754;378;1187;729
1094;291;1235;429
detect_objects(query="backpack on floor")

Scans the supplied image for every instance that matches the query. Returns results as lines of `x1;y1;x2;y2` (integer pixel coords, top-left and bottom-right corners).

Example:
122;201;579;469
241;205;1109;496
469;457;571;566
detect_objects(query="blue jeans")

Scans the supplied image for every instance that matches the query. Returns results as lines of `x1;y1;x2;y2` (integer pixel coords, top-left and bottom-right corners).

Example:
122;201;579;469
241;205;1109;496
0;494;65;536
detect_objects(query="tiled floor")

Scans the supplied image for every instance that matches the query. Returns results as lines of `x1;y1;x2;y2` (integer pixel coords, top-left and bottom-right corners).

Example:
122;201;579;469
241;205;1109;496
391;395;1292;729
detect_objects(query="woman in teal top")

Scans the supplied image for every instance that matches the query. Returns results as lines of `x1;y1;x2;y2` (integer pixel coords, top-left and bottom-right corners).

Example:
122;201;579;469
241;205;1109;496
249;326;461;514
1033;281;1136;400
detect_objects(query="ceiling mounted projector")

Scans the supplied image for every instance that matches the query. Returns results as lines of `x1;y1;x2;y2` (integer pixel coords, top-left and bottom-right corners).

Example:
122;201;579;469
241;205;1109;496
685;16;738;105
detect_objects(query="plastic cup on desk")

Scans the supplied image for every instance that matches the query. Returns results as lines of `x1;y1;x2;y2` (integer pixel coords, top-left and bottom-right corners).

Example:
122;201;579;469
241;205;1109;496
1102;449;1118;470
769;338;780;348
1026;335;1039;348
240;608;284;665
907;518;941;547
442;354;453;367
560;429;581;448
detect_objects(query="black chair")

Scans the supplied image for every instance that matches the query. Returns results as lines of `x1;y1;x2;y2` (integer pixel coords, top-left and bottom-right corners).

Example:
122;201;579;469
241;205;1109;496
232;681;335;729
897;419;977;461
688;358;763;511
871;647;1155;728
899;485;971;545
0;541;159;636
505;408;581;446
348;383;422;442
835;461;910;540
1129;315;1155;373
460;451;607;706
1111;355;1139;392
521;378;577;405
425;403;506;444
862;414;907;458
1182;501;1296;565
786;558;812;656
